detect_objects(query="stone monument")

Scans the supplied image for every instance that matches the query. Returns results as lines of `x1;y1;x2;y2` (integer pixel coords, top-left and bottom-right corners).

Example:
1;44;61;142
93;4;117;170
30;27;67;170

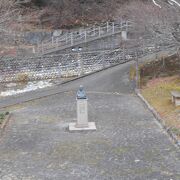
69;85;96;131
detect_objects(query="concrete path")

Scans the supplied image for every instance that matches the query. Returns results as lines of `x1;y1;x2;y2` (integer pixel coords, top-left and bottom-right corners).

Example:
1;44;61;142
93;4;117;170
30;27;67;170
0;62;180;180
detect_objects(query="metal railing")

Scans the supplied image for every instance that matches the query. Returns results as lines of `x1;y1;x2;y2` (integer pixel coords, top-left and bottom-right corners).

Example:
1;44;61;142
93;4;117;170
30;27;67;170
34;21;132;55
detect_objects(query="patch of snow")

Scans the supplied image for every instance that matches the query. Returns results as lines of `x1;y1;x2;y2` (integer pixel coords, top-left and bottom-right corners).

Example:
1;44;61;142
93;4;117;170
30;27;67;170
135;159;141;163
0;81;52;97
152;0;162;8
6;83;17;88
170;0;180;7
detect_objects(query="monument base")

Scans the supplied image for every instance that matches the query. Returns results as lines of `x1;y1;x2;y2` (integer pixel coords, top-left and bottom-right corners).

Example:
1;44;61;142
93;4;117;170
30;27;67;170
69;122;96;131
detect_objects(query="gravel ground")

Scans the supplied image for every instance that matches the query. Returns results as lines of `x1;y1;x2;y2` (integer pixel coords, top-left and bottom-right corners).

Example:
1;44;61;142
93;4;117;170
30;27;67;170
0;62;180;180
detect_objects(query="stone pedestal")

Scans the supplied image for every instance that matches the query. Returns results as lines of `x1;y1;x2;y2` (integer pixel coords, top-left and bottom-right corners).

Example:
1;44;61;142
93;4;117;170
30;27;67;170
76;99;88;127
69;98;96;131
69;122;96;131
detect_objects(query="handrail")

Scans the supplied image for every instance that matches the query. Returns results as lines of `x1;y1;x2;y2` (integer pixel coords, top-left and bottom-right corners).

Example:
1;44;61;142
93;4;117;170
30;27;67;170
33;21;132;55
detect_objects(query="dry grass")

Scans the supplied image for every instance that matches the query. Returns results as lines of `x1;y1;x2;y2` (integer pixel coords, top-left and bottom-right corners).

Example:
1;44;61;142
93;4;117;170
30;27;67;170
16;73;29;82
141;76;180;138
129;65;136;80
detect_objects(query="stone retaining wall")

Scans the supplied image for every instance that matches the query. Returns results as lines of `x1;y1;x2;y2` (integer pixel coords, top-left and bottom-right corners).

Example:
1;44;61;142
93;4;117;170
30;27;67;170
0;49;128;82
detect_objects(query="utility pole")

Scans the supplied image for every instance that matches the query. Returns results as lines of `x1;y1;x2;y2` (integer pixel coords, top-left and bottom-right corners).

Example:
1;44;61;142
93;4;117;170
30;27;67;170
155;33;158;59
135;51;139;89
123;44;125;62
72;47;83;76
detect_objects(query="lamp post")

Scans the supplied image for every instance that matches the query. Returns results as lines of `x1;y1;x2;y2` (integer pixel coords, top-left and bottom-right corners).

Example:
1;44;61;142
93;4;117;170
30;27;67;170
139;37;144;56
72;47;83;76
134;37;144;90
135;50;139;89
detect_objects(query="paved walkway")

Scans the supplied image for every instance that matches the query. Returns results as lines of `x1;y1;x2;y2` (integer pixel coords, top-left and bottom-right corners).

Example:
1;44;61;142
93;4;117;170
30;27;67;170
0;62;180;180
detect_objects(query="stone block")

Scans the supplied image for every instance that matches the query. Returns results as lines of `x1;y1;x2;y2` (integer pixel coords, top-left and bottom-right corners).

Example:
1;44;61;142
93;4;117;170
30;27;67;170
69;122;96;131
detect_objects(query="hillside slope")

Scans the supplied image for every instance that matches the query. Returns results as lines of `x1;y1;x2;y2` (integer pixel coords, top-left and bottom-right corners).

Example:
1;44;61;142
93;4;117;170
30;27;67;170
0;0;179;56
14;0;179;30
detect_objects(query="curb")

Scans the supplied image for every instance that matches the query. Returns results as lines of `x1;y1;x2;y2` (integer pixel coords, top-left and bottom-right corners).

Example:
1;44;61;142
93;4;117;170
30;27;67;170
135;89;180;148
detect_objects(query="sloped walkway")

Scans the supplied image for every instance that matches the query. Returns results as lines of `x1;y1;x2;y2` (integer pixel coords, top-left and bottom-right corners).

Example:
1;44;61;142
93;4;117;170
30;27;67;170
0;62;180;180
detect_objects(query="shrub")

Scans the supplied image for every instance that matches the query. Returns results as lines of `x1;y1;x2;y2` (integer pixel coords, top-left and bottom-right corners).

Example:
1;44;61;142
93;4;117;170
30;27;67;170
32;0;47;6
0;112;9;124
129;65;136;80
0;113;5;120
16;73;29;82
5;112;9;115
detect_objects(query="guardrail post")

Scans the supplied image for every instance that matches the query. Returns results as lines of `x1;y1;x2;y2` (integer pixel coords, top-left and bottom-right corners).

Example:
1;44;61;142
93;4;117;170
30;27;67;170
52;36;54;46
37;43;39;54
112;22;115;33
71;32;73;45
126;21;128;32
66;34;68;44
123;45;125;61
94;25;96;36
32;46;35;53
56;39;58;48
99;26;101;37
102;53;105;68
84;30;87;42
107;22;109;32
41;42;44;54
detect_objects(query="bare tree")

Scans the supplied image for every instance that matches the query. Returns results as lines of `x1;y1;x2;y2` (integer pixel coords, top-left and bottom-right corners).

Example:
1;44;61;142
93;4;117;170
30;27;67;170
115;0;180;50
0;1;18;31
0;0;20;57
